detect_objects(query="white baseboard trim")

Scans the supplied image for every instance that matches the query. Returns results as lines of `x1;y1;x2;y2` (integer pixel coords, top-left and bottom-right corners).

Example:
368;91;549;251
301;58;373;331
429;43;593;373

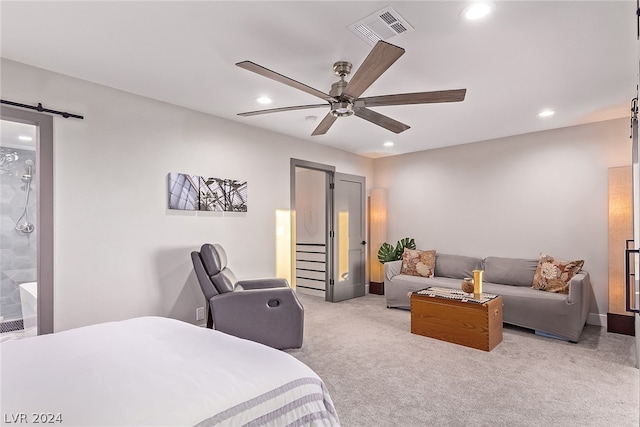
587;313;606;327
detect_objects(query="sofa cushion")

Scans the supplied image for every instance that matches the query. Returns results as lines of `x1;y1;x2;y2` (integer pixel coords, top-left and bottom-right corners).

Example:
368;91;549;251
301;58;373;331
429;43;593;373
434;254;482;279
532;253;584;294
401;249;436;278
483;256;538;287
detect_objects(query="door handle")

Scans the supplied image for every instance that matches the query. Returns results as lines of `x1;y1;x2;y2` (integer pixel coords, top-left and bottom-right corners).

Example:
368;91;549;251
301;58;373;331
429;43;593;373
361;240;367;245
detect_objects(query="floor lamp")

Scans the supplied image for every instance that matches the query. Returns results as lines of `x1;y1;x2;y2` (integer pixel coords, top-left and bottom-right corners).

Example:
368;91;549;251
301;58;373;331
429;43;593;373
608;166;634;335
369;188;387;295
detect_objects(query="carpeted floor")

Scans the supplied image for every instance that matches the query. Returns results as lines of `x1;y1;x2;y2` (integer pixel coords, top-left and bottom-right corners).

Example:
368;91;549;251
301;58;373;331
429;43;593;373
286;293;639;427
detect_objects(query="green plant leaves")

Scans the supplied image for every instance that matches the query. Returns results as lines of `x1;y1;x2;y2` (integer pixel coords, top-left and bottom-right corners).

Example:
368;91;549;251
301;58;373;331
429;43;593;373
377;242;397;264
395;238;415;258
377;237;416;263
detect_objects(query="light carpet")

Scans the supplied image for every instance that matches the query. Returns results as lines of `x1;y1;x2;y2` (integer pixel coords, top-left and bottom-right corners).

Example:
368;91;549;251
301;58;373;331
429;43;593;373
286;293;639;427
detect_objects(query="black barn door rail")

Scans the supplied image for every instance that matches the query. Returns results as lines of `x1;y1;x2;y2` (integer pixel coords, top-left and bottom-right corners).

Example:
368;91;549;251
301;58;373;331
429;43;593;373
1;99;84;119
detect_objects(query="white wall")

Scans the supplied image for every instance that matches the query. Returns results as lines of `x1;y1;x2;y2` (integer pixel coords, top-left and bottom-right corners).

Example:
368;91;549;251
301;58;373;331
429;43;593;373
373;118;631;325
3;57;630;329
1;59;373;332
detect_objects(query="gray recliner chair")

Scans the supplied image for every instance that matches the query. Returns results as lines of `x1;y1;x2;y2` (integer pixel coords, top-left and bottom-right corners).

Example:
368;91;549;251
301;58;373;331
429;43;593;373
190;243;304;349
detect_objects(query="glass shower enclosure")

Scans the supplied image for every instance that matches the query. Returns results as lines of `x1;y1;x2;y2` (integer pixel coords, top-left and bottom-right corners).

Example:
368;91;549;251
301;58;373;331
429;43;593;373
0;119;38;338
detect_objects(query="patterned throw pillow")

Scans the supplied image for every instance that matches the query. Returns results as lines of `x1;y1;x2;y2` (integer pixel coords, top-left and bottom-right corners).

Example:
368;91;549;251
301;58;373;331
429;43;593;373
532;253;584;294
400;249;436;278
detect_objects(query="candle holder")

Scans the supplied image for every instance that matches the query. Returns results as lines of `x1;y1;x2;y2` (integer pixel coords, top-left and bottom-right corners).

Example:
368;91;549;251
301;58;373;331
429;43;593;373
473;269;483;298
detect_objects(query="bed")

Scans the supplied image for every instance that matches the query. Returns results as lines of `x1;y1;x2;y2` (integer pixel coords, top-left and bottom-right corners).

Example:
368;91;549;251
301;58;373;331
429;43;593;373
0;316;340;426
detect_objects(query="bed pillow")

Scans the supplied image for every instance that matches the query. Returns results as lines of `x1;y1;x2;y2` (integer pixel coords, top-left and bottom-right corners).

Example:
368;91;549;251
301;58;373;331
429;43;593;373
401;249;436;278
532;253;584;294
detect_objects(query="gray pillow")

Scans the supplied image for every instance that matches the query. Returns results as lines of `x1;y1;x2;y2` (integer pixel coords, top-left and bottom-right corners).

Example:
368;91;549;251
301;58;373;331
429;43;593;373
434;254;483;279
483;256;538;287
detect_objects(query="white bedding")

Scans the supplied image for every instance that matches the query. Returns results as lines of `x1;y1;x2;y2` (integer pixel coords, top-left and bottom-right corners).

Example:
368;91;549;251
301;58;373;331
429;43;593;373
0;317;339;426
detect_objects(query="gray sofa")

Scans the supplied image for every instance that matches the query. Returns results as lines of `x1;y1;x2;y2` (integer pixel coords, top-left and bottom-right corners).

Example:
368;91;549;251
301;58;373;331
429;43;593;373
384;254;591;342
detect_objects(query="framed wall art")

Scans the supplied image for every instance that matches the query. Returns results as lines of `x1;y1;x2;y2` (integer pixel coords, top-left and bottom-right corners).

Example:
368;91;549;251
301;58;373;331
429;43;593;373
168;172;247;212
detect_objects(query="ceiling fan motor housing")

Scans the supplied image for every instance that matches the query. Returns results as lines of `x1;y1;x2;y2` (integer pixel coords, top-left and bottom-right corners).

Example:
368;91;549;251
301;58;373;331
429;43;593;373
330;81;354;117
330;79;348;98
330;62;355;117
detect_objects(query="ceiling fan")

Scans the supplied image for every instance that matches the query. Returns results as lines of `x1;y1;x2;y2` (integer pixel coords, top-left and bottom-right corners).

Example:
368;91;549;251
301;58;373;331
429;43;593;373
236;40;466;136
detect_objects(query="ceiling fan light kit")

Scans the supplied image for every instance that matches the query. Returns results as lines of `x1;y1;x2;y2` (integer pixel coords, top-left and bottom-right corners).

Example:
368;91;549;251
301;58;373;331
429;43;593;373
236;40;466;136
331;101;354;118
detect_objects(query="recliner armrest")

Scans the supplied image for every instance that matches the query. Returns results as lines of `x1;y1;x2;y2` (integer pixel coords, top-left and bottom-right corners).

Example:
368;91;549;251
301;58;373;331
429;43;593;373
209;288;304;349
238;278;290;290
210;287;301;315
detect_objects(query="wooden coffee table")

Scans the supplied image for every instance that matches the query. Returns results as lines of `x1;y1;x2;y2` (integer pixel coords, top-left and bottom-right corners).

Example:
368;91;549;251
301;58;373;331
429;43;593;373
410;287;503;351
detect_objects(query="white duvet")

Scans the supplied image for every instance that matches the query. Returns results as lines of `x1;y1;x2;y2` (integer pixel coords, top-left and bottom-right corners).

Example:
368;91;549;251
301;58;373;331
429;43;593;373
0;317;339;427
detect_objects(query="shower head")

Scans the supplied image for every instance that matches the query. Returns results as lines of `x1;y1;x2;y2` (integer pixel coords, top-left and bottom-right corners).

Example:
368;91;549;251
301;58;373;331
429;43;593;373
22;159;34;182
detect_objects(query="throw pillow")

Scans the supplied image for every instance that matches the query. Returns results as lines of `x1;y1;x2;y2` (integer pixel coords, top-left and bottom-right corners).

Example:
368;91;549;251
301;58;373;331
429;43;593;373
401;249;436;278
532;253;584;294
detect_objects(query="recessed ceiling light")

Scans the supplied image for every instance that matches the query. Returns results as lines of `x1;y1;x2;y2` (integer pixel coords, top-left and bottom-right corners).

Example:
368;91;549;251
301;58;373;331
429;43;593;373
255;96;272;105
383;141;394;147
538;109;555;118
461;2;494;21
18;135;33;141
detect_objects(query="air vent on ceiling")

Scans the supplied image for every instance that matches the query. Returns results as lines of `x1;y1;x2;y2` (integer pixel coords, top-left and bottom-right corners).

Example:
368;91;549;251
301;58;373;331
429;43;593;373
348;6;414;45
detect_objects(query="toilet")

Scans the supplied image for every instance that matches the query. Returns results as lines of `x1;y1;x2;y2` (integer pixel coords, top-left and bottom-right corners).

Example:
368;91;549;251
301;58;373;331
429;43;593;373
19;282;37;332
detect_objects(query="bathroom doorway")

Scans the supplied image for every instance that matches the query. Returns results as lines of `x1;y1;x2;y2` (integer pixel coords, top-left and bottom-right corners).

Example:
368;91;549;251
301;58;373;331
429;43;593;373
0;107;53;338
291;159;366;302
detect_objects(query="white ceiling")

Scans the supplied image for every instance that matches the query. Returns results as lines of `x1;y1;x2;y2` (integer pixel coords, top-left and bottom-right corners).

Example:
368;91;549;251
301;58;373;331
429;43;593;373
1;1;637;158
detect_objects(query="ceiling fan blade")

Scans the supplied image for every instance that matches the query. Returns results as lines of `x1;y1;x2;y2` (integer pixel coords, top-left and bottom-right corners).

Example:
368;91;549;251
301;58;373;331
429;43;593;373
236;61;336;102
354;107;410;134
361;89;467;107
238;104;328;117
342;41;405;101
311;113;338;136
